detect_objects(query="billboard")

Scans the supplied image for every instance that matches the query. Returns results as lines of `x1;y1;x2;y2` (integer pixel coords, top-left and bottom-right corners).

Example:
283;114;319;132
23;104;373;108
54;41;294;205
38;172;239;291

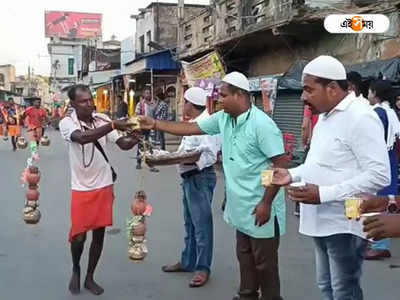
45;11;102;39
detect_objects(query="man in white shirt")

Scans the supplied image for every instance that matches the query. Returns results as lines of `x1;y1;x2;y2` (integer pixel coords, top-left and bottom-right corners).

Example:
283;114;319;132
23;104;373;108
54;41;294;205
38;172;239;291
161;87;220;288
272;56;390;300
347;71;370;106
60;84;139;296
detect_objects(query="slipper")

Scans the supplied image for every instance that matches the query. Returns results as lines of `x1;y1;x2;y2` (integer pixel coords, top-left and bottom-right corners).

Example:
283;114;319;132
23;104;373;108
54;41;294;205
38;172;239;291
189;271;209;288
161;262;187;273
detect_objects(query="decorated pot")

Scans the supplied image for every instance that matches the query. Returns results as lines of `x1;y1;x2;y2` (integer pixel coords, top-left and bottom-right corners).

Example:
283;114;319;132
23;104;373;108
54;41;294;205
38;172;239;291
26;171;40;185
40;136;50;146
131;201;147;215
23;206;35;214
28;183;39;190
28;166;39;174
27;200;38;208
131;235;145;243
16;137;28;149
131;222;146;236
26;188;40;201
128;244;147;260
23;208;41;224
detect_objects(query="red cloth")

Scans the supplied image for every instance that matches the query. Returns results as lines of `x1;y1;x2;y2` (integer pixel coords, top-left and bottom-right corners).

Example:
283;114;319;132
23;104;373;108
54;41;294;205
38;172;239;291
69;185;114;242
304;106;318;129
25;107;46;130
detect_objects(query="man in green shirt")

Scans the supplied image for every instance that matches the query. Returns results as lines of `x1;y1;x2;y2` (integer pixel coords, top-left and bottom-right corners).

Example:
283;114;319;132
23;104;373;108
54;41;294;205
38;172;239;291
138;72;286;300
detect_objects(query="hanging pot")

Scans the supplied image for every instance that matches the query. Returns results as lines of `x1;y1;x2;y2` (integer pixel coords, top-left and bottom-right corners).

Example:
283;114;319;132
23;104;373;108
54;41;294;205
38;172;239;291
131;201;147;215
131;222;146;236
131;191;147;215
26;188;39;201
28;183;39;190
23;208;41;224
26;171;40;185
16;136;28;149
26;200;38;208
40;136;50;146
28;166;39;174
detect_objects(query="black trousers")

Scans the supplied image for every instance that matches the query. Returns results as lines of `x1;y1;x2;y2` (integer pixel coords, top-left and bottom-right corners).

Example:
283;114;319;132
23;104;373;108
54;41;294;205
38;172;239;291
236;217;282;300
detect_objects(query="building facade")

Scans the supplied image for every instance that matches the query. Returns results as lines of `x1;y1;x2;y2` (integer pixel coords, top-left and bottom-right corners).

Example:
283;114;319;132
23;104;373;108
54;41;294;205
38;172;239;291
0;64;16;91
177;0;400;149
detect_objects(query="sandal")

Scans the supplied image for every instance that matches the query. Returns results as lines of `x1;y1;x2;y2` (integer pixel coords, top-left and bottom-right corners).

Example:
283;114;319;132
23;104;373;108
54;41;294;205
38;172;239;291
161;262;187;273
189;271;209;288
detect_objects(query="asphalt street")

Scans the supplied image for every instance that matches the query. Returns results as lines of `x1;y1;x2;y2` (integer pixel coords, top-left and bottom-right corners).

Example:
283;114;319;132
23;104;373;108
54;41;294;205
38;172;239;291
0;129;399;300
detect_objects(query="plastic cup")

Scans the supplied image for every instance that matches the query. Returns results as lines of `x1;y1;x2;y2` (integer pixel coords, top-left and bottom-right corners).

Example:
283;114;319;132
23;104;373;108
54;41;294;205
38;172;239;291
345;197;362;220
261;170;274;187
290;182;306;188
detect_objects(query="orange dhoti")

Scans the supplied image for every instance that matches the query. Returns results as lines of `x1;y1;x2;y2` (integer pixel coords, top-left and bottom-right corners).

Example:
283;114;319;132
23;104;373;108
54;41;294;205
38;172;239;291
69;185;114;242
7;125;21;137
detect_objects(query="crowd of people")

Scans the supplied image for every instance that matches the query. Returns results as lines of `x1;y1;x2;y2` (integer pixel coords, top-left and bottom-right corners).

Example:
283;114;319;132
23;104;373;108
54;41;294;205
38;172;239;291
16;54;400;299
0;97;49;151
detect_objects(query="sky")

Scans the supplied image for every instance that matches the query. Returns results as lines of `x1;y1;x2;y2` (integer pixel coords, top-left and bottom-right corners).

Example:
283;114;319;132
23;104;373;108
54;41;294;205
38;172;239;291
0;0;209;76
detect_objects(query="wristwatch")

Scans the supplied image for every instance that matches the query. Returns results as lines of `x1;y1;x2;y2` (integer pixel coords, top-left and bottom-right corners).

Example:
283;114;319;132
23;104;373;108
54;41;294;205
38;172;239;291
387;195;399;214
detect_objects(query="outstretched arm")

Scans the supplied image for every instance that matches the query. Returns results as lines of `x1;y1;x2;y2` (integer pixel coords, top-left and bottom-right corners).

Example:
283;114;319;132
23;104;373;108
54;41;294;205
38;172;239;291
138;116;203;136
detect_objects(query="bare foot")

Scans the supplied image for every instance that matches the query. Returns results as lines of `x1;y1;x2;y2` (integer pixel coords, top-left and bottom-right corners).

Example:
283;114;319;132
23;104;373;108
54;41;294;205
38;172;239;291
84;276;104;295
69;270;80;295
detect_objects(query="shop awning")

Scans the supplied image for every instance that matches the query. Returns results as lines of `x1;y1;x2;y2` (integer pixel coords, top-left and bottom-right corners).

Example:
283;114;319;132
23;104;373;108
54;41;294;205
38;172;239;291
123;49;179;75
278;57;400;90
90;81;112;90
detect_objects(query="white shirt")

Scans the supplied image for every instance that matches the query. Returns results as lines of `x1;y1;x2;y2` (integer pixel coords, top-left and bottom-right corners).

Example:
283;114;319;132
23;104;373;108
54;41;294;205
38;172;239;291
289;93;390;238
354;93;370;106
59;110;121;191
177;110;221;174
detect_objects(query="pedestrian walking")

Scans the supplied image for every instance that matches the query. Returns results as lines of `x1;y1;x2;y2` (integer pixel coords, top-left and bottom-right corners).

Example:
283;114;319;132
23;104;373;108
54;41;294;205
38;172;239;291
135;87;159;172
22;98;48;146
0;98;21;151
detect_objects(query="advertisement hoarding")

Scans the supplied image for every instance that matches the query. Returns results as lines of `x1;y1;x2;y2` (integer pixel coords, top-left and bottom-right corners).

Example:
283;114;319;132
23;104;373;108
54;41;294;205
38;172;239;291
45;11;102;39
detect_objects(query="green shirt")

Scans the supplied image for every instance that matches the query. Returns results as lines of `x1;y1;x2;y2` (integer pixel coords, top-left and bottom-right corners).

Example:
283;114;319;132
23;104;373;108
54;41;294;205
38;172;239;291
197;105;286;238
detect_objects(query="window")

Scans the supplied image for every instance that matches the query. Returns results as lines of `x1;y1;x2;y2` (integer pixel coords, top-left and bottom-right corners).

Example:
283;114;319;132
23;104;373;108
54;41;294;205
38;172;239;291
0;73;4;85
68;58;74;75
139;35;145;53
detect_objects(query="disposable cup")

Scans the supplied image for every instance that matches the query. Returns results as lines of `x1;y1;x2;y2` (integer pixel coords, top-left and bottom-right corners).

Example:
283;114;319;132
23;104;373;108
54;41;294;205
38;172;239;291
345;197;362;220
261;170;274;187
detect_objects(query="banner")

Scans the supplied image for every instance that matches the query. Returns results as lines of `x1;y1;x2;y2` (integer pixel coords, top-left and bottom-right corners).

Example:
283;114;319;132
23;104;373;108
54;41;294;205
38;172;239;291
45;11;102;39
181;51;225;87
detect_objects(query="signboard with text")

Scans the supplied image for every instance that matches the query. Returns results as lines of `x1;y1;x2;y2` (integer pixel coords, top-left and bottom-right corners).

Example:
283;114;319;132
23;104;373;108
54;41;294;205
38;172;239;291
45;11;102;39
181;51;225;87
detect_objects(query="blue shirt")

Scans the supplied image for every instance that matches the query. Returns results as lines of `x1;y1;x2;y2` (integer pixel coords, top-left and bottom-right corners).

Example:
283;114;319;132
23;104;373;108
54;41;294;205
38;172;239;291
197;105;285;238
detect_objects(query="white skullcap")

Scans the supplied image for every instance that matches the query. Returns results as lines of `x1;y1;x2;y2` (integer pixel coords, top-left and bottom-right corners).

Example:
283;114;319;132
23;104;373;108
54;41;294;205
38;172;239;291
303;55;346;80
184;87;207;106
222;71;250;92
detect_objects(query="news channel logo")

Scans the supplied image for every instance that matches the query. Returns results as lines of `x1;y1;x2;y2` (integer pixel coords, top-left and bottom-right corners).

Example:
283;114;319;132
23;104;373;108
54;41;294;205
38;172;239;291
324;14;390;33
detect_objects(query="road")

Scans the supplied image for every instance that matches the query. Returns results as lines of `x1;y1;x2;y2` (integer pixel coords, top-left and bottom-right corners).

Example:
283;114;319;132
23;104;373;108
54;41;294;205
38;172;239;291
0;129;399;300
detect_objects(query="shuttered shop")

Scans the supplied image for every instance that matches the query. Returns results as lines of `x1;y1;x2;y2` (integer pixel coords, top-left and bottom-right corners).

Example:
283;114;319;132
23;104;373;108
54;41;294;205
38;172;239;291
273;90;304;149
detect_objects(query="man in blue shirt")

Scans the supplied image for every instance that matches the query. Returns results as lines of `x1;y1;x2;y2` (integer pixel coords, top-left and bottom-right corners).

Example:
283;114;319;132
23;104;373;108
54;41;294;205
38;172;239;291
138;72;286;300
